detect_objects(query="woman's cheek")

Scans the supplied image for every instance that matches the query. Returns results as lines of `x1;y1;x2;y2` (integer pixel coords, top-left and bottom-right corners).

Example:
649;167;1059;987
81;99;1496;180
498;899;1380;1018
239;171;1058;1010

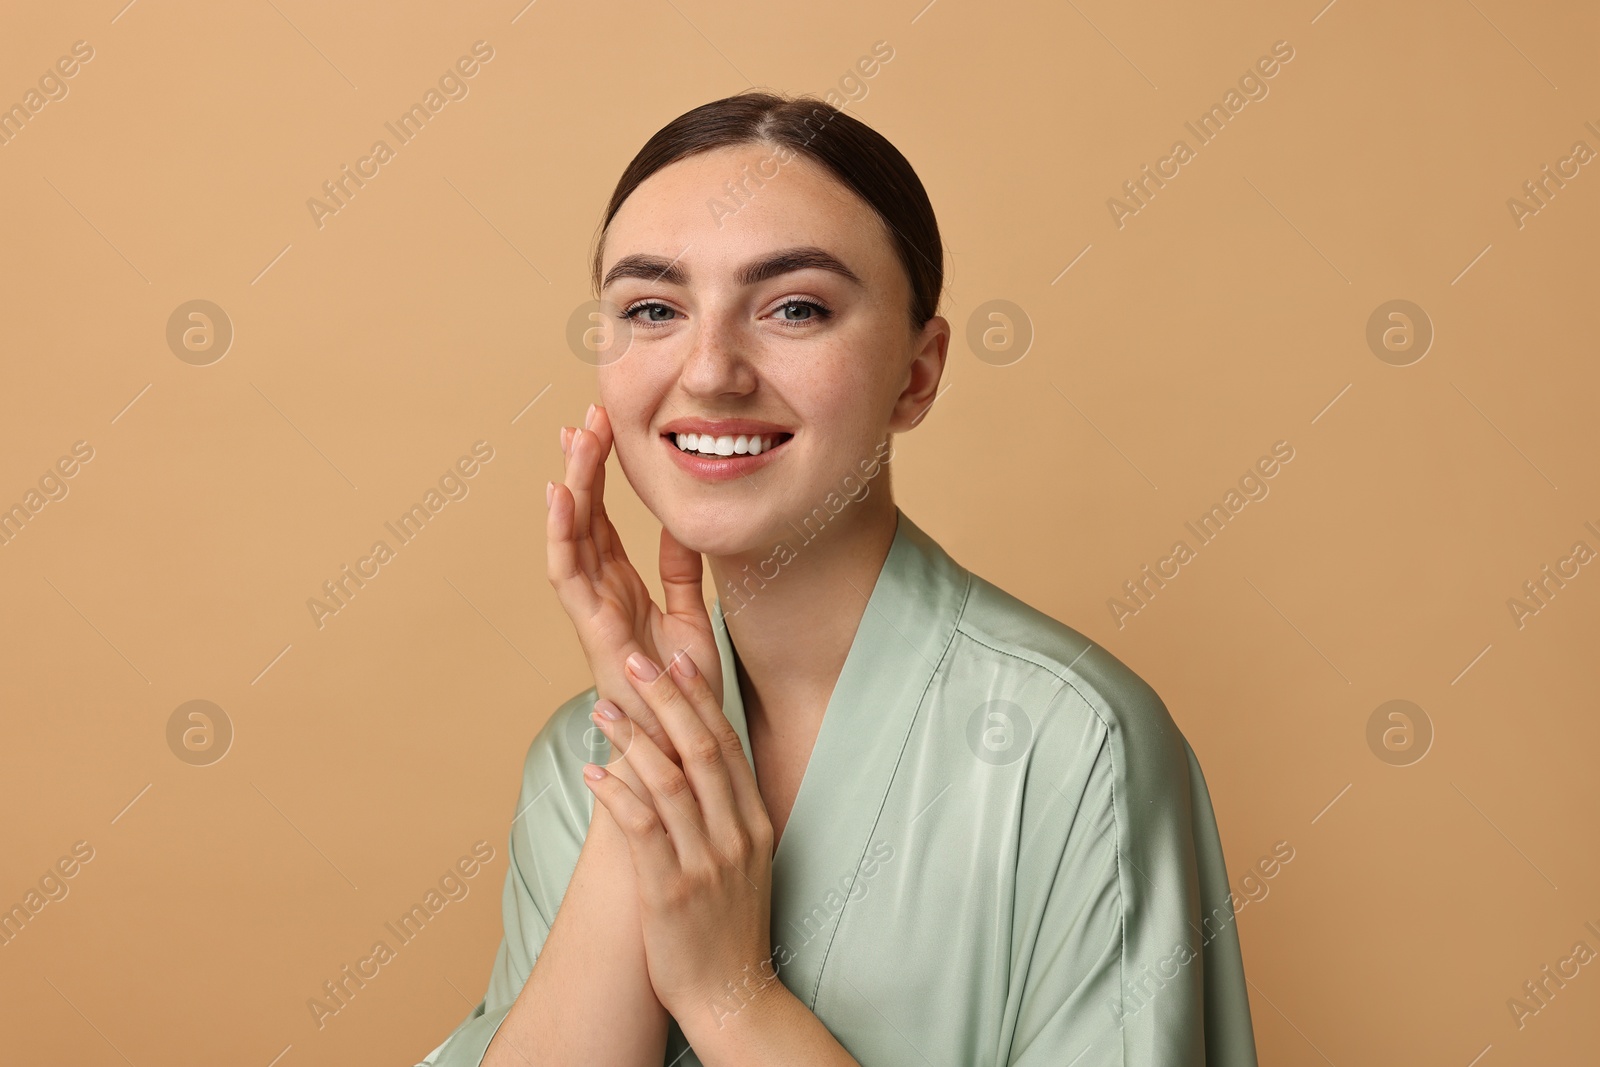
596;378;656;450
610;437;659;512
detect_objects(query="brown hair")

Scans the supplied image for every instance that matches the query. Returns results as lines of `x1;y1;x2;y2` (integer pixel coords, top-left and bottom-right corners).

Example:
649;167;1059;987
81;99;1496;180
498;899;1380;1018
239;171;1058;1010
590;91;944;332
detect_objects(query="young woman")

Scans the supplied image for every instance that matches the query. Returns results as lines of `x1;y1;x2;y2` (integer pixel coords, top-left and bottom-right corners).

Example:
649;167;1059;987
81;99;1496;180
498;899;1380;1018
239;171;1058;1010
419;91;1258;1067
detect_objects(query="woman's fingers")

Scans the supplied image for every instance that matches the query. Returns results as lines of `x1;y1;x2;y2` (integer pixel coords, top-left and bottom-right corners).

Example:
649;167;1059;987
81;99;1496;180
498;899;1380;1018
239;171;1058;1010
546;480;601;617
589;699;710;853
563;423;592;540
559;423;593;578
564;421;604;579
571;406;632;569
588;406;620;562
581;758;679;885
657;529;720;702
588;702;654;801
597;510;633;570
624;651;748;851
662;649;767;834
658;524;709;624
603;640;684;767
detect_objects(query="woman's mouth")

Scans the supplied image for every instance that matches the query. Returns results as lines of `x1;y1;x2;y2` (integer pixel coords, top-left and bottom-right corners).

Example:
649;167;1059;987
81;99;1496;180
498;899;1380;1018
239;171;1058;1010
660;429;794;481
670;431;790;457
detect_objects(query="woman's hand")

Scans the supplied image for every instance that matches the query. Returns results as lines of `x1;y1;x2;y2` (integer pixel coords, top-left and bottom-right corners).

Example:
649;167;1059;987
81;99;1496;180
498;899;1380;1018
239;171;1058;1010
581;647;779;1024
546;403;725;767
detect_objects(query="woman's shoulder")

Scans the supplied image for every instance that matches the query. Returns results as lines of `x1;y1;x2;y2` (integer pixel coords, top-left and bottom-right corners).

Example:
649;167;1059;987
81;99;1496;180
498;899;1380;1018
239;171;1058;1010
514;686;605;838
944;564;1256;1062
527;685;606;766
950;567;1191;772
949;565;1223;899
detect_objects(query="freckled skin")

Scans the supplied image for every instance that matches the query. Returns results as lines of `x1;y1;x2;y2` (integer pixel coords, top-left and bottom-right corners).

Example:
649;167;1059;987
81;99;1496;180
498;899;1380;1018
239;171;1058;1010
596;143;944;559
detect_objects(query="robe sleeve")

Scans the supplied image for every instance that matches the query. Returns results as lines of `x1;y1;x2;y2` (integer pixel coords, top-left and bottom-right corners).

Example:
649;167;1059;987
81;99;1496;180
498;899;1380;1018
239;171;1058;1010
414;690;598;1067
1004;694;1258;1066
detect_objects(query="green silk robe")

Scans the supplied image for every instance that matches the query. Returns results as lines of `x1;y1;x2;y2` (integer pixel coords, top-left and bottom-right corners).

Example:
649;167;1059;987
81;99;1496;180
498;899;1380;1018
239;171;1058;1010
419;508;1259;1065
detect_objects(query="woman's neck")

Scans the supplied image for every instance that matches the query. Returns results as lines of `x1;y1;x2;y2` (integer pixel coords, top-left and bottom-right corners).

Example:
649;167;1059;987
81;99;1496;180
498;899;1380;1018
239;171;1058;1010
706;492;900;730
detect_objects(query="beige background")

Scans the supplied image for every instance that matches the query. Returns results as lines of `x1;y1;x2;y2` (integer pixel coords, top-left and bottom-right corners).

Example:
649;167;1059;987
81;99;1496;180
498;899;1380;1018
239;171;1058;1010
2;0;1597;1063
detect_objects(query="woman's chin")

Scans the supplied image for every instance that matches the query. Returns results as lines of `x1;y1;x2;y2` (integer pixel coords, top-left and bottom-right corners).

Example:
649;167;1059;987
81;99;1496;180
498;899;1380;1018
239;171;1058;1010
659;506;777;560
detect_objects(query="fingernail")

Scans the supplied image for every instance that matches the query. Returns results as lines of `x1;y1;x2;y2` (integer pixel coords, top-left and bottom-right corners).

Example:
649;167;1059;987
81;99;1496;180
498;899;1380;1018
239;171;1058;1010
545;481;553;507
594;699;624;721
670;649;697;678
627;652;660;680
559;426;569;454
583;764;606;781
585;403;596;429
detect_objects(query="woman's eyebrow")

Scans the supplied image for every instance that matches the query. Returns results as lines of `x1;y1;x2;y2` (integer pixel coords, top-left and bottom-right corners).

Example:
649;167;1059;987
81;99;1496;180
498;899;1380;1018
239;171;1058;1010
601;246;865;290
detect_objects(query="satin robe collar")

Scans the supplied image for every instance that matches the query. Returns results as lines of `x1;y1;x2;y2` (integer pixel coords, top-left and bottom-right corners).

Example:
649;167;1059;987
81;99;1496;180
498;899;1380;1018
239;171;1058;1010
706;505;971;1007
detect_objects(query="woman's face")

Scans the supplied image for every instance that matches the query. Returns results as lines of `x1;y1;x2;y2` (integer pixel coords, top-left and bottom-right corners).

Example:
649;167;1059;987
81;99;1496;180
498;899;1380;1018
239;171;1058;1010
595;142;946;558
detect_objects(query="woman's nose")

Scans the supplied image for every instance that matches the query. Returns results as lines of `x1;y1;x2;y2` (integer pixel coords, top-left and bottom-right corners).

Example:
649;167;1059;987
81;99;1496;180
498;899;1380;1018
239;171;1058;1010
677;313;757;398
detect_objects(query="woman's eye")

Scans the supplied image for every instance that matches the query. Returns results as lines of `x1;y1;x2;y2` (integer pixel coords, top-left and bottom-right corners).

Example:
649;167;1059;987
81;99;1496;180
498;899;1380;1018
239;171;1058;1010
772;299;832;324
621;301;678;325
619;299;832;328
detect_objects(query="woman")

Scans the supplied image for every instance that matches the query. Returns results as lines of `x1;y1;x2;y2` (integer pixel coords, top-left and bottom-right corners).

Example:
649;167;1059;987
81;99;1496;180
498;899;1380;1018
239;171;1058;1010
419;91;1258;1066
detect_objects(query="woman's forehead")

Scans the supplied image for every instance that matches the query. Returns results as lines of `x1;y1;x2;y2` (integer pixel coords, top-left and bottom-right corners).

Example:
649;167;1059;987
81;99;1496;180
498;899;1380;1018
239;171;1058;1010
602;148;893;283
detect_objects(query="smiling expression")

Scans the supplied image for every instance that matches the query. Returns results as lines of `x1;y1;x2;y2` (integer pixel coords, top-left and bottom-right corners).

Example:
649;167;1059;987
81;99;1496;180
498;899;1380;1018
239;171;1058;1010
595;142;947;558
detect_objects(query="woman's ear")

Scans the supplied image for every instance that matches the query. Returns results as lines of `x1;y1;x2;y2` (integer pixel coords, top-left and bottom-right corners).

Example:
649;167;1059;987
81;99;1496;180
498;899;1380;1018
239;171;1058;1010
889;314;950;432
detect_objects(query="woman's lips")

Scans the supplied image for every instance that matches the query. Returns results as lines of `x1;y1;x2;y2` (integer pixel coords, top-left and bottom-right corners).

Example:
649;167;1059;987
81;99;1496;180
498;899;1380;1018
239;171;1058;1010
661;431;793;482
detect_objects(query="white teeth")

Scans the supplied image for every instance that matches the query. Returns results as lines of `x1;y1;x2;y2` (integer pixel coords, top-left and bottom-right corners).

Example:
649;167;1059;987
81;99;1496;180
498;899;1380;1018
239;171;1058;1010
671;432;783;456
